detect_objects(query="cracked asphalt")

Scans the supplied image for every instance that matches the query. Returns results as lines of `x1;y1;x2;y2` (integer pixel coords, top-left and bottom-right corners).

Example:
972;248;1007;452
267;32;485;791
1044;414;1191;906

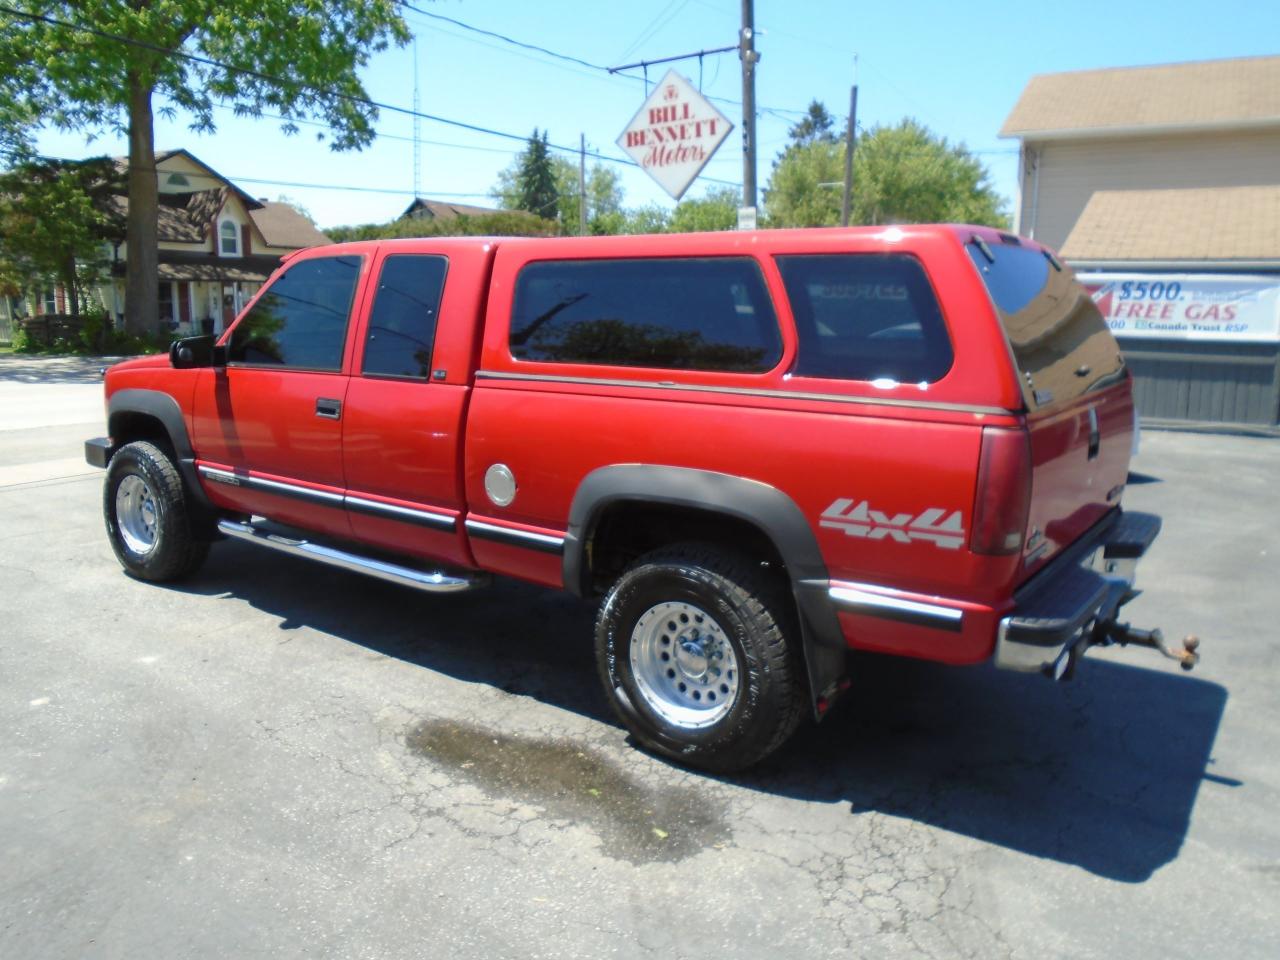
1;355;1277;959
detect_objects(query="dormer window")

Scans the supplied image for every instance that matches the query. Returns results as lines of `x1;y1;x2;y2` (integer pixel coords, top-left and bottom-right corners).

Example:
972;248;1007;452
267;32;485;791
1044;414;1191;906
220;219;239;255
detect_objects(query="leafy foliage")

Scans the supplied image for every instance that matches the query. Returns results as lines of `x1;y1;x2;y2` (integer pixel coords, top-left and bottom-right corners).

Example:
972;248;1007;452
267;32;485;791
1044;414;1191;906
0;156;125;315
326;210;558;243
669;187;740;233
0;1;409;334
787;100;839;147
765;118;1008;229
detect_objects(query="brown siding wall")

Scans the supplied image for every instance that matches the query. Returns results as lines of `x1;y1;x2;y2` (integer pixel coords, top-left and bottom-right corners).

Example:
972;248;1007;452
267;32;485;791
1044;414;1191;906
1018;128;1280;249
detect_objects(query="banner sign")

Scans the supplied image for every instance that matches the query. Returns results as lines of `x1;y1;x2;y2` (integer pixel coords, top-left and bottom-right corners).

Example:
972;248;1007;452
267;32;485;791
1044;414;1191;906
1078;272;1280;342
617;69;733;201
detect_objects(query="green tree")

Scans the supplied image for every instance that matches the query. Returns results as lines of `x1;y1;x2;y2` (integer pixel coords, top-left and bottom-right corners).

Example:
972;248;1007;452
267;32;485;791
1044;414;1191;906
492;138;624;234
0;2;409;336
0;156;125;317
670;186;740;233
510;129;559;221
326;210;558;243
787;100;838;147
762;139;844;228
618;204;671;235
764;118;1008;229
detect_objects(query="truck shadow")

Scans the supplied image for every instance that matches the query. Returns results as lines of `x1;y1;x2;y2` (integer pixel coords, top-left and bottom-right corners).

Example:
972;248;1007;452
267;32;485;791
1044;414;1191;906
176;541;1229;884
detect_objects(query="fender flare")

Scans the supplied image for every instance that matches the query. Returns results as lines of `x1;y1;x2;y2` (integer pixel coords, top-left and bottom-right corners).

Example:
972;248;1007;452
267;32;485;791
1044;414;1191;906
108;388;213;511
564;465;848;710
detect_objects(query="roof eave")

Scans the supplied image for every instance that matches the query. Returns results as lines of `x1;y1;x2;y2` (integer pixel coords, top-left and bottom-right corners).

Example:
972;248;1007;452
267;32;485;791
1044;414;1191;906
1000;116;1280;141
1066;257;1280;272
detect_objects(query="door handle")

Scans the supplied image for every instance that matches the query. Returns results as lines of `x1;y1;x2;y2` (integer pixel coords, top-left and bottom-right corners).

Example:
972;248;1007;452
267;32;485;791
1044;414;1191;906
316;397;342;420
1087;407;1100;460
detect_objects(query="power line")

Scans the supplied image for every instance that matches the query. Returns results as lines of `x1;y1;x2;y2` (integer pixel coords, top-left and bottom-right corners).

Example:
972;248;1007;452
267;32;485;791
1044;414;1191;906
397;0;806;120
0;4;741;189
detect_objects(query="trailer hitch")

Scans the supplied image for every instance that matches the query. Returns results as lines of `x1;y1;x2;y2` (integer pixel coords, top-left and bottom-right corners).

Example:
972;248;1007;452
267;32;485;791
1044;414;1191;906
1093;620;1201;671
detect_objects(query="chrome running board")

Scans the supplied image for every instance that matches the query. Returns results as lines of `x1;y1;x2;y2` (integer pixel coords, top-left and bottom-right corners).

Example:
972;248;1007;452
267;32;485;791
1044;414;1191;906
216;519;488;594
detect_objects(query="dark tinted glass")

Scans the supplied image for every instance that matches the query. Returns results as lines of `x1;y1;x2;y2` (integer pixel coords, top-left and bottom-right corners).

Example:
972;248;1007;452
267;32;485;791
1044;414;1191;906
362;255;448;379
777;254;954;383
510;258;782;373
966;240;1125;406
228;256;361;369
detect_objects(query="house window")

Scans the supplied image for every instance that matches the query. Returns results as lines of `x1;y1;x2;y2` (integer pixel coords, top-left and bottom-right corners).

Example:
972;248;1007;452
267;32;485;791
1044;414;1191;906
220;219;239;255
166;173;190;187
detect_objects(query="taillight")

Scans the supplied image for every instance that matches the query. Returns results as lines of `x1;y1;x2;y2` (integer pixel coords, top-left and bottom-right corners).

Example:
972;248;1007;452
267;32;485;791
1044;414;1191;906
970;427;1032;555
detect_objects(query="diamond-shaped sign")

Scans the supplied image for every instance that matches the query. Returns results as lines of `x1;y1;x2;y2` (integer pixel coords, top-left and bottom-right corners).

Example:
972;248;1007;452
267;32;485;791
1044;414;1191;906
617;69;733;201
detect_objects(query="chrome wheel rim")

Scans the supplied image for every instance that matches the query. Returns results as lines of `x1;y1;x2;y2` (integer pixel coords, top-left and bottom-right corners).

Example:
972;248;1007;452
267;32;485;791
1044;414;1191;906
116;474;158;555
630;601;739;729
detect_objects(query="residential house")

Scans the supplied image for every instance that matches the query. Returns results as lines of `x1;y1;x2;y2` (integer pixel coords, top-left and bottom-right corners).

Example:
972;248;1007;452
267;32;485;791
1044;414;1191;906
1001;55;1280;426
1;148;329;340
400;197;500;222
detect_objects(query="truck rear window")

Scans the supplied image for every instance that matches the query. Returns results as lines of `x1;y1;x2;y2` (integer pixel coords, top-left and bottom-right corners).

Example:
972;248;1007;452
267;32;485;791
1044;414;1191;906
775;254;954;384
966;239;1124;407
510;257;782;373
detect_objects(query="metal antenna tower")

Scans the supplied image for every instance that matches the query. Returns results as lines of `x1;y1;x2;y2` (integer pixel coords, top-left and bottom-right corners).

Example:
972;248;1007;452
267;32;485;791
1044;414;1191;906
412;36;422;199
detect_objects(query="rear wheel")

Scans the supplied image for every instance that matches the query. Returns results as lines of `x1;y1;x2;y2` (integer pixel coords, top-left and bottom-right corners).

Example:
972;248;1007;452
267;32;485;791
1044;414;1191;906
595;543;804;772
104;441;209;582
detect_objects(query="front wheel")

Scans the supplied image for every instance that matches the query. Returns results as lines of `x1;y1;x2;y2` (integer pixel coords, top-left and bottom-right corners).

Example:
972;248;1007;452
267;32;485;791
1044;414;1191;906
595;543;804;773
104;441;209;582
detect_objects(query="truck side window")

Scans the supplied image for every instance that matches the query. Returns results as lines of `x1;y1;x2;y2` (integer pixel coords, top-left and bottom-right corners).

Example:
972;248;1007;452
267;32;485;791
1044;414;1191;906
510;257;782;373
227;255;362;370
362;255;448;380
776;254;954;384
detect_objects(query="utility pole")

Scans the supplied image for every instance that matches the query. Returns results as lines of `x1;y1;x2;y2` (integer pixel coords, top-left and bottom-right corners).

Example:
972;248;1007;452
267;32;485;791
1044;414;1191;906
739;0;758;217
579;133;587;237
841;83;858;227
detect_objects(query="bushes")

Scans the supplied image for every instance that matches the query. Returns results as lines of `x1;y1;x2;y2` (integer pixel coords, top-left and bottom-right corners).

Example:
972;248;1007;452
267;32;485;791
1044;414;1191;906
14;311;166;356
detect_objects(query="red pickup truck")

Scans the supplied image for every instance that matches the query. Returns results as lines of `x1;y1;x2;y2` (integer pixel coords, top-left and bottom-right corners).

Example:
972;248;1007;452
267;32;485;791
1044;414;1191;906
86;225;1196;771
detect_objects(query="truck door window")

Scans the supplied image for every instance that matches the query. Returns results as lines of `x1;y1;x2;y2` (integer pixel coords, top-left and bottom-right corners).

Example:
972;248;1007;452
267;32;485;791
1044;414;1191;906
776;254;954;384
509;257;782;373
362;255;448;380
226;255;362;370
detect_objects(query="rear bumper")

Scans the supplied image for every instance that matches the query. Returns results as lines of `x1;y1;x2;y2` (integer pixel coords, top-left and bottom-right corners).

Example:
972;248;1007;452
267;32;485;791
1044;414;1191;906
995;510;1161;673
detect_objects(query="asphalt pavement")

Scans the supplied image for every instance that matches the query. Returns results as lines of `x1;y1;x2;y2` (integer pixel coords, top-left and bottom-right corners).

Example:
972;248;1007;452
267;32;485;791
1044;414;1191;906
1;354;1276;959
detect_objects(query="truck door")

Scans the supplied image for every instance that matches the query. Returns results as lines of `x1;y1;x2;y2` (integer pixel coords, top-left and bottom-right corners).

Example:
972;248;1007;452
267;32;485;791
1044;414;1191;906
191;253;367;540
340;249;476;568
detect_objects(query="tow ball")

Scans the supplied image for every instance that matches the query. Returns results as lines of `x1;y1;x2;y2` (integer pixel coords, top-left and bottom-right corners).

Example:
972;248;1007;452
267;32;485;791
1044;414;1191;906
1094;620;1200;670
1049;621;1200;681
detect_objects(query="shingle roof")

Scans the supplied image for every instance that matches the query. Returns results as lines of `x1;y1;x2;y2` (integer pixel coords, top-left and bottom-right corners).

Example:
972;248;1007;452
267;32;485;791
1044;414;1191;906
249;202;330;248
1059;186;1280;262
1001;55;1280;139
110;187;228;243
401;197;501;221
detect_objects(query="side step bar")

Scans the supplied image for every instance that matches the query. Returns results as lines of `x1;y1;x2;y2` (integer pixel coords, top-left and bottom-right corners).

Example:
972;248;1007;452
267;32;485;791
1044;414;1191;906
216;519;488;594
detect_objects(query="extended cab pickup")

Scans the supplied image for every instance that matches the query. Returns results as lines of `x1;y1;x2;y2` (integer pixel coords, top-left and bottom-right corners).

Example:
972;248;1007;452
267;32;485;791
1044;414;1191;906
86;225;1197;771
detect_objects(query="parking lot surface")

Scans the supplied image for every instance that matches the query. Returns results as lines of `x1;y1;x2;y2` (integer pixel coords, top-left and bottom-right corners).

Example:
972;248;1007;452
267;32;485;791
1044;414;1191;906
2;355;1277;959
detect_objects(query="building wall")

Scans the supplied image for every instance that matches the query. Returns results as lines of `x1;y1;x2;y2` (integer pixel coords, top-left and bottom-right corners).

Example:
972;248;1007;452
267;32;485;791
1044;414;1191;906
1018;128;1280;250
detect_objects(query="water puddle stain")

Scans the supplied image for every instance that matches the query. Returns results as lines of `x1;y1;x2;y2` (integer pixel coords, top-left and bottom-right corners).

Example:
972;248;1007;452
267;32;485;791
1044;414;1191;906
406;718;729;864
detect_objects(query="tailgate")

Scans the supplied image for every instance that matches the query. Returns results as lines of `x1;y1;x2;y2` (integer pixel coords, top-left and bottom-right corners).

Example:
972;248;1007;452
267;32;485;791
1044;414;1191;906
964;233;1135;577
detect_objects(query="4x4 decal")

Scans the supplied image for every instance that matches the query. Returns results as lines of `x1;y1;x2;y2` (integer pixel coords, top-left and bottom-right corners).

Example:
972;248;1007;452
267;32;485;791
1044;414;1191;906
820;498;966;550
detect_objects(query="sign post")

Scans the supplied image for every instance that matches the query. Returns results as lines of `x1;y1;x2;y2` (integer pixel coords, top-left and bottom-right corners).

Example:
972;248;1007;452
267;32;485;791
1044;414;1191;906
617;69;733;202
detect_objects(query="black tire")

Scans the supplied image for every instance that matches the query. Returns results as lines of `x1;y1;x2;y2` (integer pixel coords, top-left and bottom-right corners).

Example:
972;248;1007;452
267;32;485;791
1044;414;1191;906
104;440;210;582
595;543;805;773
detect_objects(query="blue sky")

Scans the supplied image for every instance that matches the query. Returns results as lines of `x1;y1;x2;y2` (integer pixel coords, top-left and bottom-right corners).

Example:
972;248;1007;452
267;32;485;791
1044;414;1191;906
34;0;1280;229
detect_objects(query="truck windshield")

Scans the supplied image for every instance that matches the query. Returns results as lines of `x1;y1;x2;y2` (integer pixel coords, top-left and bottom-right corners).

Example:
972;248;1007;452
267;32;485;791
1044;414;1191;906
966;238;1125;408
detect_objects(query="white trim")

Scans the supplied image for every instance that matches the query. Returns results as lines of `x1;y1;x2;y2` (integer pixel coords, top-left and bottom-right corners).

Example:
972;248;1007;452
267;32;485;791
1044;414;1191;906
1004;116;1280;142
1067;259;1280;272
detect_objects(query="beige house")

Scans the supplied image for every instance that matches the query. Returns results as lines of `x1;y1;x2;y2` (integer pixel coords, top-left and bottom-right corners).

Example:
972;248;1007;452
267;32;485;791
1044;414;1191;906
115;149;330;336
1002;55;1280;263
1001;56;1280;427
1;149;329;340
